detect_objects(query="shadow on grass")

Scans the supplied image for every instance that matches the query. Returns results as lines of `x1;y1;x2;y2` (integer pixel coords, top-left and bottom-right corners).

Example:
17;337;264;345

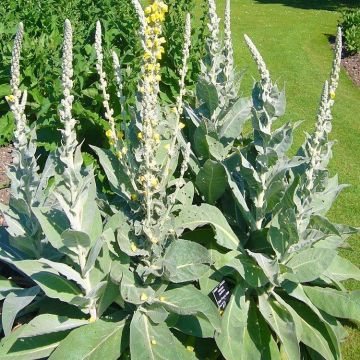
254;0;359;11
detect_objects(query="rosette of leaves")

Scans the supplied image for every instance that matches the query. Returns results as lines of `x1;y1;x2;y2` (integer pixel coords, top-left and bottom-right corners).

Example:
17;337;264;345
185;25;360;360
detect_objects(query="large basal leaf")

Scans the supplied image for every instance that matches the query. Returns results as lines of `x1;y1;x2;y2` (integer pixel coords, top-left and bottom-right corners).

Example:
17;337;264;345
258;294;300;360
219;97;252;143
324;255;360;282
163;239;211;283
11;260;83;305
170;314;215;338
196;160;227;204
130;310;196;360
215;284;250;360
285;299;338;360
174;204;240;251
285;248;336;283
0;326;68;360
0;276;22;300
2;286;40;336
49;316;129;360
215;251;268;288
245;300;281;360
20;314;88;338
32;207;70;251
158;285;221;332
303;286;360;321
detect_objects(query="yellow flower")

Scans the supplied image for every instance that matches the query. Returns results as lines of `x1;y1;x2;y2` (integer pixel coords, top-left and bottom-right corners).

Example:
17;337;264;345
137;132;143;140
109;139;115;146
154;27;161;35
151;178;159;188
153;133;160;141
139;86;145;93
146;63;155;71
151;339;157;346
179;122;185;129
145;6;152;15
186;346;194;352
143;51;152;60
155;75;161;82
164;143;170;150
105;129;113;138
131;193;138;201
131;243;138;252
89;317;96;323
138;175;145;183
219;309;224;315
140;293;148;301
330;91;336;100
117;130;124;139
170;107;177;113
117;151;123;159
156;52;162;60
146;39;153;48
121;147;128;154
150;236;158;244
159;296;166;302
5;95;15;103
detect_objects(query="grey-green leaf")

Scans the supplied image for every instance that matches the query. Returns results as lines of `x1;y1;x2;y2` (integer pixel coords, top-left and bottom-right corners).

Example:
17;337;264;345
2;286;40;336
20;314;88;337
159;285;221;332
163;239;211;283
49;317;128;360
174;204;240;251
130;310;196;360
258;294;300;360
196;160;227;204
215;284;250;360
304;286;360;321
285;248;336;283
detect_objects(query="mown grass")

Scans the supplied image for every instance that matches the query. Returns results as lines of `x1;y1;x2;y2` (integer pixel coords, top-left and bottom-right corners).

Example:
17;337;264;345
194;0;360;357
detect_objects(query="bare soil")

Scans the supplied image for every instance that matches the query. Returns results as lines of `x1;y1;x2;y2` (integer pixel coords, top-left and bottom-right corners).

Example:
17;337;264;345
342;52;360;88
0;145;12;226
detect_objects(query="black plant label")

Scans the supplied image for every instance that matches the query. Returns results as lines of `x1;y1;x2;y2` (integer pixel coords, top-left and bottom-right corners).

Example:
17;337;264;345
211;279;231;310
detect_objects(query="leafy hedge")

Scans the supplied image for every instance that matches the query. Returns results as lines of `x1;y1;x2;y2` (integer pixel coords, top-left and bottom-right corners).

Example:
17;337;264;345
0;0;207;151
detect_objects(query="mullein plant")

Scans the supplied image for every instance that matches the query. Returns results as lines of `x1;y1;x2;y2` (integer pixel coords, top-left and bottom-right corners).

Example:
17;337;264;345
0;1;240;359
90;1;240;358
183;13;360;359
0;20;123;358
0;22;48;259
0;1;359;360
184;0;253;197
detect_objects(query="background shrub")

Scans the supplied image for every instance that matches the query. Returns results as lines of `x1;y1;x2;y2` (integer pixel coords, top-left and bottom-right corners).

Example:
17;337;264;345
0;0;207;152
339;8;360;54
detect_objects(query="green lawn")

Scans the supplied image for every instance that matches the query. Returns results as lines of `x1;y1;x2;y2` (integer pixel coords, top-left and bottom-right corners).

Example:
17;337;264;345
198;0;360;357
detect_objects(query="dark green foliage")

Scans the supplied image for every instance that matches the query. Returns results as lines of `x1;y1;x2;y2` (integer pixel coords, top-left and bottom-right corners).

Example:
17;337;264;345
0;0;207;149
339;8;360;54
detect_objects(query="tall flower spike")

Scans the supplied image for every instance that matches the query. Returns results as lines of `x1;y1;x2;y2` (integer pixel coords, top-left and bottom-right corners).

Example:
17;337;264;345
132;0;168;241
6;22;28;154
223;0;235;94
58;19;81;223
95;21;117;148
160;13;191;184
244;34;271;89
207;0;221;58
112;51;126;125
10;22;24;97
329;27;342;98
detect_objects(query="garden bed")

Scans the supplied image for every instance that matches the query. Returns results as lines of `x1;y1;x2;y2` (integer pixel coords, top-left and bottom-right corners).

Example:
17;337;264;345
343;52;360;87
